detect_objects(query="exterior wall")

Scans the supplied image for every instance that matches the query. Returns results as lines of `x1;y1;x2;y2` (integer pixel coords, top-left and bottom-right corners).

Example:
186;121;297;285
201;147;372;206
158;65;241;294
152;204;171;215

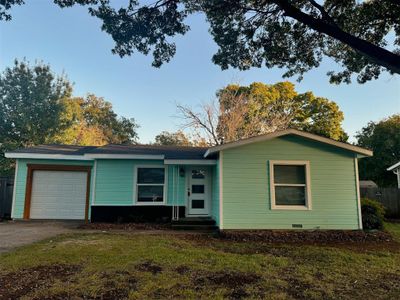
211;161;220;226
221;135;360;230
12;159;94;219
93;159;186;206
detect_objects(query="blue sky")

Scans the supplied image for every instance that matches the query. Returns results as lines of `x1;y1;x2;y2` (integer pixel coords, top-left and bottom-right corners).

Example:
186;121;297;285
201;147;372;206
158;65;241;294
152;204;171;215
1;1;399;143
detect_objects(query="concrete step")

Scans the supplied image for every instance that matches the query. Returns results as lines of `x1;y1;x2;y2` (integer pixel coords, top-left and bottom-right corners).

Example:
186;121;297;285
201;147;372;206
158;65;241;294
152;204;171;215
171;217;216;226
171;224;219;231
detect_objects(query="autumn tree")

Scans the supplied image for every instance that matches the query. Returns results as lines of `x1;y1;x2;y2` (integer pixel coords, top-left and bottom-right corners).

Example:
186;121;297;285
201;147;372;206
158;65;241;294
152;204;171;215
154;130;193;146
178;81;347;145
2;0;399;83
356;115;400;187
0;60;139;174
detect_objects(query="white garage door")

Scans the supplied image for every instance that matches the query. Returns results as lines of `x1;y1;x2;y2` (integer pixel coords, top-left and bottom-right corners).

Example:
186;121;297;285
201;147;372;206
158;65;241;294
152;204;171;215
30;170;87;220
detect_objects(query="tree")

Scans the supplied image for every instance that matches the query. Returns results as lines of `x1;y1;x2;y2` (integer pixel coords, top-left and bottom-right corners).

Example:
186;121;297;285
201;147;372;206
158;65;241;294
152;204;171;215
0;59;72;174
356;115;400;187
178;81;347;145
3;1;399;83
154;130;192;146
0;60;139;174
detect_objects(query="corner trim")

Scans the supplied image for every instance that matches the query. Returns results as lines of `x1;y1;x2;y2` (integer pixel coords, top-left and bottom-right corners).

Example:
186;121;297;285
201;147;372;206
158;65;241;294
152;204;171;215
354;157;363;229
219;151;224;229
10;160;18;219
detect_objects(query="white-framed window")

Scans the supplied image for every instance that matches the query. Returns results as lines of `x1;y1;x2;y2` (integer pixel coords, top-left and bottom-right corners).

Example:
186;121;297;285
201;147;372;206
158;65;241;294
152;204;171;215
134;165;167;205
269;160;312;210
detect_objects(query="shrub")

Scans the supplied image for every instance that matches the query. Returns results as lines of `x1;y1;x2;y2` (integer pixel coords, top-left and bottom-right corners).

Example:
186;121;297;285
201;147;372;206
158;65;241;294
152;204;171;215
361;198;385;230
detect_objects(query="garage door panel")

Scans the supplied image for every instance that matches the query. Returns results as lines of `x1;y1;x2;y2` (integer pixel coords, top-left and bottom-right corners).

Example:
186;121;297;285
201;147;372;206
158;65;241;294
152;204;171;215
30;170;87;220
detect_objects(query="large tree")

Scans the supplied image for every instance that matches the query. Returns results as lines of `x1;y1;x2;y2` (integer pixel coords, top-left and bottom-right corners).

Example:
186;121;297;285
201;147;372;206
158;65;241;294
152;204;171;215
356;114;400;187
2;0;399;83
0;60;139;174
178;81;347;145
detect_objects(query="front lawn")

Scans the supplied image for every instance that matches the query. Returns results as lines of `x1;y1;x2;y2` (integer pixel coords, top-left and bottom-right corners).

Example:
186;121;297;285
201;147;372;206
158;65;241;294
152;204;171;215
1;224;400;299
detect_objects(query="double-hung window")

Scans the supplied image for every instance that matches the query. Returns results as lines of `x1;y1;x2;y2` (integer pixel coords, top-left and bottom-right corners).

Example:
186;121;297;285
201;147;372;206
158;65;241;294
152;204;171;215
135;166;166;204
269;161;311;210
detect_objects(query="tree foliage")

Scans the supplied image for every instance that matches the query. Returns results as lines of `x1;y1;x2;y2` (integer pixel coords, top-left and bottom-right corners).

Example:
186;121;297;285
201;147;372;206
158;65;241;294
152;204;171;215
178;81;347;145
0;60;139;174
154;130;209;146
356;114;400;187
3;0;399;83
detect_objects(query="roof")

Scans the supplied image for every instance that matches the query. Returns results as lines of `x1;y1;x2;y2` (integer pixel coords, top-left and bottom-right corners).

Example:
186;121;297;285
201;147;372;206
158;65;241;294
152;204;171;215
5;144;210;160
204;129;373;157
387;161;400;171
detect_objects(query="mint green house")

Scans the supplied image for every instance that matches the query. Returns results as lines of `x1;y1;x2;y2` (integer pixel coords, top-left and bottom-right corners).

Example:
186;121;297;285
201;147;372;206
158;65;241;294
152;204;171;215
5;129;372;230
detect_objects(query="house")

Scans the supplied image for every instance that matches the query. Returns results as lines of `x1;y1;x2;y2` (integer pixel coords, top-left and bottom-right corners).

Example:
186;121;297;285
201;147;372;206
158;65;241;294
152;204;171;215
359;180;378;189
5;129;372;230
387;161;400;188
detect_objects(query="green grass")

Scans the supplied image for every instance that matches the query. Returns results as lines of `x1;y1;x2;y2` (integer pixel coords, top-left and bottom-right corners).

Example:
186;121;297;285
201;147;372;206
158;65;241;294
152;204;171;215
1;224;400;299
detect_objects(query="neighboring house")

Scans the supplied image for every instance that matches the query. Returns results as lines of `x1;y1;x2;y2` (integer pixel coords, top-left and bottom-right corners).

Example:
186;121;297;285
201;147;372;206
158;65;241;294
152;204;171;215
359;180;378;189
387;162;400;188
5;129;372;230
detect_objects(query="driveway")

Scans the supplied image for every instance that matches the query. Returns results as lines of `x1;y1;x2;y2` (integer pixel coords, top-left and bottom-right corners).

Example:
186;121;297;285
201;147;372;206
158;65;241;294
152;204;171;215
0;221;83;253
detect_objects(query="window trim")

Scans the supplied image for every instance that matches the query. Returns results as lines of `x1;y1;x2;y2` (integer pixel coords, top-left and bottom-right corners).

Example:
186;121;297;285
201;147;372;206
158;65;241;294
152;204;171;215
269;160;312;210
134;165;167;205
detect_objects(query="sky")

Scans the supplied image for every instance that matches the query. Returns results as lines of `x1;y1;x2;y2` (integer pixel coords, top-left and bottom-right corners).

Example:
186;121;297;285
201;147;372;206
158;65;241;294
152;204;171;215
1;1;399;144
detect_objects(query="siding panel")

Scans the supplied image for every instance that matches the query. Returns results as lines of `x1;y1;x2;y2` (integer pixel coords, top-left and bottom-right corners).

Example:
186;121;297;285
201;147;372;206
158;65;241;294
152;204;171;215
222;135;360;230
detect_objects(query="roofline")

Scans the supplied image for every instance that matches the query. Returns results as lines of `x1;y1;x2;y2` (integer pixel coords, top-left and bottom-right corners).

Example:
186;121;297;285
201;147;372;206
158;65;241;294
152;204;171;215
387;161;400;171
83;154;165;160
164;159;217;165
4;153;93;161
204;129;373;157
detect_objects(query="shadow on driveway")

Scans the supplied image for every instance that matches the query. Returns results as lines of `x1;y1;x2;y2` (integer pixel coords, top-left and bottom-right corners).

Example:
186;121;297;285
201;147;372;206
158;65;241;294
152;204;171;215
0;221;83;253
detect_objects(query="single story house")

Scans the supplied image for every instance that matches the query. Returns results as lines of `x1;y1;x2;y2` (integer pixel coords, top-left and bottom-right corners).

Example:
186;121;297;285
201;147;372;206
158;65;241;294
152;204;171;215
5;129;372;230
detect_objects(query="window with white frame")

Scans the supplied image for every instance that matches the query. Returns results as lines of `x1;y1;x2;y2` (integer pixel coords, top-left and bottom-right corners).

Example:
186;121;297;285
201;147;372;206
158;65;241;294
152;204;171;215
136;167;166;203
269;161;311;209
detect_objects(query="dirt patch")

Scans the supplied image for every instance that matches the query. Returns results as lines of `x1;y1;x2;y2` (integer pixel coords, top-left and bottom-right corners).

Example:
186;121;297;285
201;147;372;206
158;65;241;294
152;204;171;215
174;265;191;275
136;261;163;274
193;270;262;299
0;264;80;299
80;222;171;231
182;229;399;253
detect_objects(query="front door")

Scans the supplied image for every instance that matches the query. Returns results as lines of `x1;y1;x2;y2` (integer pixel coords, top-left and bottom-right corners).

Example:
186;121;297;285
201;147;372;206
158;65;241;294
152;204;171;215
187;167;211;216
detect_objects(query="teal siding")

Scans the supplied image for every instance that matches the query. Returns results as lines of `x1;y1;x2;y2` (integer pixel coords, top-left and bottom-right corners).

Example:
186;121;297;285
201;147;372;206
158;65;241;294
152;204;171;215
93;160;186;206
12;159;94;219
221;135;360;230
211;162;220;225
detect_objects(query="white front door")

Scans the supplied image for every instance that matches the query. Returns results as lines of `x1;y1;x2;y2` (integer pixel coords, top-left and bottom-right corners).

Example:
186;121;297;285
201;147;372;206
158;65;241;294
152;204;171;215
187;167;211;216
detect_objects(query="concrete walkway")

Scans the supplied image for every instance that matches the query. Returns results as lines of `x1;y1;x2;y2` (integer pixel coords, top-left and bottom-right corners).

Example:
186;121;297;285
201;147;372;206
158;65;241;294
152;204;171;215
0;221;83;253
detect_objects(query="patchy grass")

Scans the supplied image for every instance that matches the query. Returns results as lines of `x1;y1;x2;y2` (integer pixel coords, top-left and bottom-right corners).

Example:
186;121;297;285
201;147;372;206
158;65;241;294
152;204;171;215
0;224;400;299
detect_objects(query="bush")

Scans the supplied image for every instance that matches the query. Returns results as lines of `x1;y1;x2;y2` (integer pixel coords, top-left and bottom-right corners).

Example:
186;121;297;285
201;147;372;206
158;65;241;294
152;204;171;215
361;198;385;230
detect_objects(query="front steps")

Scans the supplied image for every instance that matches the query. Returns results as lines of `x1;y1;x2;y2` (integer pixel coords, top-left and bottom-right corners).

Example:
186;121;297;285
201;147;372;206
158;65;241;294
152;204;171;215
171;217;218;231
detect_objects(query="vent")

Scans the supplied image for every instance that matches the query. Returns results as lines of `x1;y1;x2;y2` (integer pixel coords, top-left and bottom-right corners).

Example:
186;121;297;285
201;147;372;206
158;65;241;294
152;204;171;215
292;224;303;228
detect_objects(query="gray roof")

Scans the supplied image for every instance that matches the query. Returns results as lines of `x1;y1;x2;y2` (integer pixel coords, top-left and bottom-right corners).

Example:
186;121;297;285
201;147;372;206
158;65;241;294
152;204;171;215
8;144;210;160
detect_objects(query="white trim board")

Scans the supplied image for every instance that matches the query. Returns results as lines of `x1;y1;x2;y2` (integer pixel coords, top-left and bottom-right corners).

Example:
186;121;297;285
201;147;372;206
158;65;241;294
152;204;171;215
85;154;164;160
204;129;373;157
4;153;93;160
354;157;363;230
164;159;217;165
10;160;18;219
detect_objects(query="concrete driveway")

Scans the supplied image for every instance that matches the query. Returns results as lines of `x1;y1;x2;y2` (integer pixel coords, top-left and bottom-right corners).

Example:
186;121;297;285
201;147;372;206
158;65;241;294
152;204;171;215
0;221;83;253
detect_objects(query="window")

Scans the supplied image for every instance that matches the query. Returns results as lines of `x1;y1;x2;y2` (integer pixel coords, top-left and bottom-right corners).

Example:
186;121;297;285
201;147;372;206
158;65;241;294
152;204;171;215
135;167;166;204
269;161;311;210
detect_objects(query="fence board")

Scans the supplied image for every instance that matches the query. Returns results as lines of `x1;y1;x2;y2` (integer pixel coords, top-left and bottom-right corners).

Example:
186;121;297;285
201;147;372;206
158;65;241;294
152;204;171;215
0;176;14;219
360;187;400;218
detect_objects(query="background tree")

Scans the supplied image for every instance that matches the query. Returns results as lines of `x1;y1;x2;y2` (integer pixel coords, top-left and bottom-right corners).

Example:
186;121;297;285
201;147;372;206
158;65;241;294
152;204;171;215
3;0;399;83
154;130;193;146
178;81;347;145
0;59;72;174
0;60;139;175
356;114;400;187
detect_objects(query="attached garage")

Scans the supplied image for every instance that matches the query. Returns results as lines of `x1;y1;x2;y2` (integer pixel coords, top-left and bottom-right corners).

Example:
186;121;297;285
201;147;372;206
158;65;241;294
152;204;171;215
24;165;91;221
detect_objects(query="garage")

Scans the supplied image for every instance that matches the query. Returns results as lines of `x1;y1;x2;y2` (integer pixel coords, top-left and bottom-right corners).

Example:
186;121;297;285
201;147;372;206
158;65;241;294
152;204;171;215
24;165;91;221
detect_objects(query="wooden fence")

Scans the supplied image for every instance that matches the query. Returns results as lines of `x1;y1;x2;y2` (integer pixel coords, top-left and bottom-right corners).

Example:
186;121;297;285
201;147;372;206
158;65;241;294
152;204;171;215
360;187;400;218
0;176;14;219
